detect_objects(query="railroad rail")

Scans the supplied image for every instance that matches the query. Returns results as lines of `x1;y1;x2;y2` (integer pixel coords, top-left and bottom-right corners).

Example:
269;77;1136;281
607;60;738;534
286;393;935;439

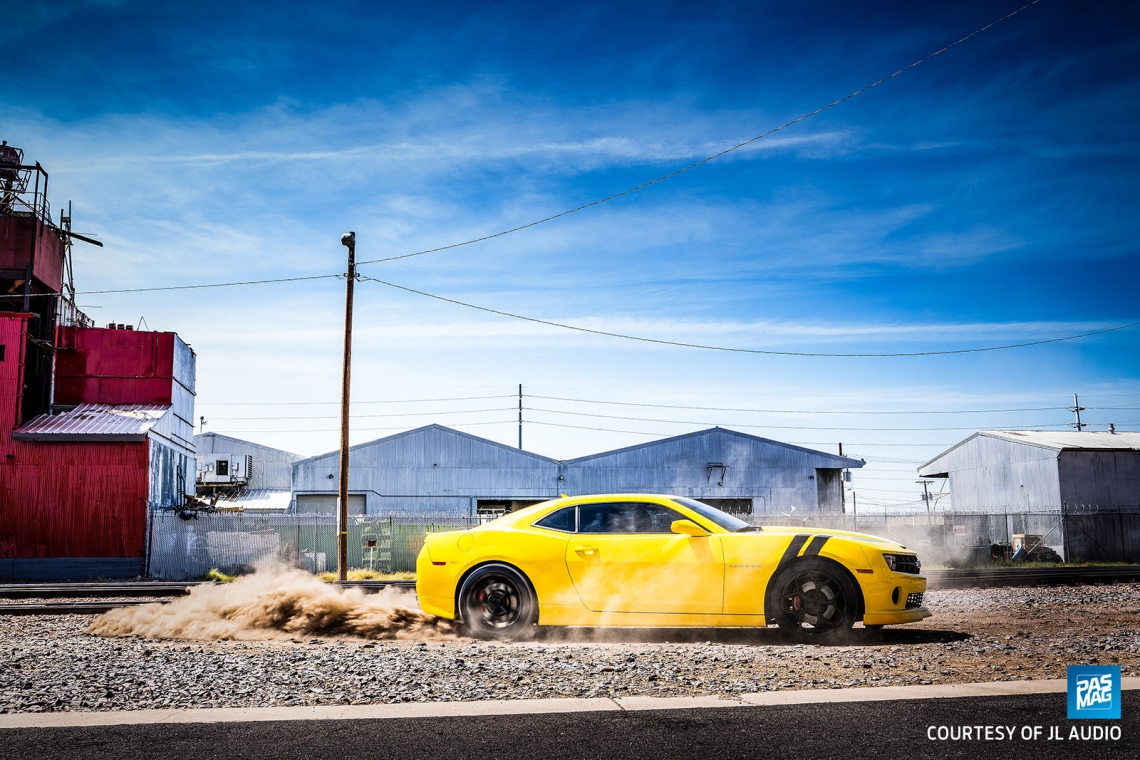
1;570;1136;615
924;566;1140;589
0;579;417;600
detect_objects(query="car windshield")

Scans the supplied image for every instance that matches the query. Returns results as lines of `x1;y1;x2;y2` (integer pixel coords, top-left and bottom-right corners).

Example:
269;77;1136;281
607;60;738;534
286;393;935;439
672;497;756;533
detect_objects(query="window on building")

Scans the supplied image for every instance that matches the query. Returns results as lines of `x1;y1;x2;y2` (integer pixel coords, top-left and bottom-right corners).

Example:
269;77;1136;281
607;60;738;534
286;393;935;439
216;459;229;477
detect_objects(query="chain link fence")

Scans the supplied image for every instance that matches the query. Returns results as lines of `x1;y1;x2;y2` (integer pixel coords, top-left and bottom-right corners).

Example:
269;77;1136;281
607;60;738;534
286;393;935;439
147;511;481;580
146;505;1140;579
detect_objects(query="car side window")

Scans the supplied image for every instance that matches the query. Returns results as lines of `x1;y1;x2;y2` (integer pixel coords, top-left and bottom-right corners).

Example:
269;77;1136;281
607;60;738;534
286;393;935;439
534;506;577;533
578;502;684;534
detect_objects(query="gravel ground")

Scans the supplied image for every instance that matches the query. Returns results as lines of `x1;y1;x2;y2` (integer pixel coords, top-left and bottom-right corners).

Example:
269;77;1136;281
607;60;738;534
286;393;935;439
2;583;1138;714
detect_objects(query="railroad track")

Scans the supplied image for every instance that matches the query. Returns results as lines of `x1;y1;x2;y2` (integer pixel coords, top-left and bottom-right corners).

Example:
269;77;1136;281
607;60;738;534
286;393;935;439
1;570;1135;615
0;579;417;600
925;565;1140;589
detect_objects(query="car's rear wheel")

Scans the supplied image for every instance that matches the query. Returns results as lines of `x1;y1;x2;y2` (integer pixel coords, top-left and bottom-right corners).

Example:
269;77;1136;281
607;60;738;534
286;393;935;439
770;559;857;643
458;563;537;640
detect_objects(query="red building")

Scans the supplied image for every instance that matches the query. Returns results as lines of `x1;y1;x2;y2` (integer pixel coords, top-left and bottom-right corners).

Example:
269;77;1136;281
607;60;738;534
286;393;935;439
0;144;196;580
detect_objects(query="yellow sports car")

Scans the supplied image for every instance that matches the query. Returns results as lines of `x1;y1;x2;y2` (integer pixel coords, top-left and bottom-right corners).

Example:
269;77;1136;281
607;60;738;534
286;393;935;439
416;494;930;641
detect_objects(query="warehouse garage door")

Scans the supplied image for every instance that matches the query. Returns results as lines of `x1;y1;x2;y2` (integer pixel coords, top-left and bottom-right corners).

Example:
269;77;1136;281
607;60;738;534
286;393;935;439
294;494;366;515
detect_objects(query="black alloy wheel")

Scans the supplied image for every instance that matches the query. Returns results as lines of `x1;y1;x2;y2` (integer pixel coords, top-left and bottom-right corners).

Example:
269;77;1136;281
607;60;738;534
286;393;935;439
458;563;537;640
771;559;857;643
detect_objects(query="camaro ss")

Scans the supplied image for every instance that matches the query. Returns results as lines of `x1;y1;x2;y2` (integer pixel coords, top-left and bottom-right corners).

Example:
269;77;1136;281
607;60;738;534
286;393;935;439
416;494;930;641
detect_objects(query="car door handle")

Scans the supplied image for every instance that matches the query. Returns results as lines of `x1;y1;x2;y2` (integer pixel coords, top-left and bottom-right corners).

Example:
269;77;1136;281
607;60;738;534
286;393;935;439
573;545;598;556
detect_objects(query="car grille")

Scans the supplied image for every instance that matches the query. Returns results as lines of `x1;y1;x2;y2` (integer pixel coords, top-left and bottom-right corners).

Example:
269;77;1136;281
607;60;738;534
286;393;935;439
906;592;924;609
894;555;921;574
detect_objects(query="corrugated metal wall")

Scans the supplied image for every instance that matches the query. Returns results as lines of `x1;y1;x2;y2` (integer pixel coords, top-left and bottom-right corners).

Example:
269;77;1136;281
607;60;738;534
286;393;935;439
291;425;857;516
0;215;65;292
148;437;194;507
0;314;31;444
194;432;302;490
920;435;1062;510
292;425;560;514
1058;451;1140;508
54;326;177;405
562;429;852;514
0;441;149;558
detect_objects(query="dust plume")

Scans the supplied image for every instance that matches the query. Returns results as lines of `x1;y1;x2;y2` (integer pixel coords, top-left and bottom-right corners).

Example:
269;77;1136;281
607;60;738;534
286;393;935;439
87;564;456;641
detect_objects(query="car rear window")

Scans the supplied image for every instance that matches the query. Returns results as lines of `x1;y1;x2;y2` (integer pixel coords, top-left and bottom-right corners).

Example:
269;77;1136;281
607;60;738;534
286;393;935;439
534;507;577;532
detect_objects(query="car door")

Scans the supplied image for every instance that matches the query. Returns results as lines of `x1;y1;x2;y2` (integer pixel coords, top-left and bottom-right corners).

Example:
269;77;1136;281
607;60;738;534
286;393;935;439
565;501;724;614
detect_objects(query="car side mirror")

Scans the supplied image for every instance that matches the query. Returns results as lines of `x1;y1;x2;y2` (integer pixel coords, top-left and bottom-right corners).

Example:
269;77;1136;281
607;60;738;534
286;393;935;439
671;519;710;537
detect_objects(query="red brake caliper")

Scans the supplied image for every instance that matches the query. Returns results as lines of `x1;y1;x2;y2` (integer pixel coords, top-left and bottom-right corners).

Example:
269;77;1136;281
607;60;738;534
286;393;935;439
792;595;802;612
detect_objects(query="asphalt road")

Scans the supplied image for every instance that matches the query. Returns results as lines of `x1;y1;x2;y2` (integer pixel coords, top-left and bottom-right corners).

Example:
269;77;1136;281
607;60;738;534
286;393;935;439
3;694;1134;760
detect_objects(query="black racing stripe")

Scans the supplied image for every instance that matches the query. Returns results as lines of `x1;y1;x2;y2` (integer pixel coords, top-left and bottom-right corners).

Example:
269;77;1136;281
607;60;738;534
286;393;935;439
777;534;810;567
803;535;829;557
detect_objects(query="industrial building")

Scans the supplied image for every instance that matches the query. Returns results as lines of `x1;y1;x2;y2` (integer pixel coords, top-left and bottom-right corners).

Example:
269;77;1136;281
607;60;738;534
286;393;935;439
919;430;1140;563
918;430;1140;511
291;424;862;516
0;144;196;579
193;432;303;511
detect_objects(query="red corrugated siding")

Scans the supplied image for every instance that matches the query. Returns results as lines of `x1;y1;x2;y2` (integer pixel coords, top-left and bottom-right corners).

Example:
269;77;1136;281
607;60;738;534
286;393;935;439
0;314;31;452
54;327;175;405
0;216;65;292
0;440;149;558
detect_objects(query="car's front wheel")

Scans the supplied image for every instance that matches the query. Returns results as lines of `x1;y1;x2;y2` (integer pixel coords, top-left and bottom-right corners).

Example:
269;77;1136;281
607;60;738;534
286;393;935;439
457;563;537;640
770;559;857;643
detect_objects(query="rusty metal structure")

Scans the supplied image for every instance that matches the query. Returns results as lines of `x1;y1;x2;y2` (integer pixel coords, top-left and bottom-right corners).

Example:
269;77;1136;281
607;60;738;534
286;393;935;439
0;142;197;581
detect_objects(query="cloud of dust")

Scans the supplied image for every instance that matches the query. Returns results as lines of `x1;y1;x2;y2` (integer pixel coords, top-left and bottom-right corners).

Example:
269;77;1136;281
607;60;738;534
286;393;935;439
87;564;455;641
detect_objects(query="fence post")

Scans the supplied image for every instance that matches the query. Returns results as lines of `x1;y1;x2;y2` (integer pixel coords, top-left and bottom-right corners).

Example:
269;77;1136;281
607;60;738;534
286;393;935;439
1118;507;1127;563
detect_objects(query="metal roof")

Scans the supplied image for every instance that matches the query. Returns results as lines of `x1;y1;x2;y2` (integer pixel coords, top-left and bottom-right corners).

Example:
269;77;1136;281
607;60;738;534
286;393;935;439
213;489;293;511
978;430;1140;450
564;426;864;468
919;429;1140;473
13;403;171;442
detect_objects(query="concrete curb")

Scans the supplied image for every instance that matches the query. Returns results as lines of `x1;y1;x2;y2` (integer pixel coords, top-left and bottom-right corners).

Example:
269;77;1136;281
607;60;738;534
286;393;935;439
1;678;1135;729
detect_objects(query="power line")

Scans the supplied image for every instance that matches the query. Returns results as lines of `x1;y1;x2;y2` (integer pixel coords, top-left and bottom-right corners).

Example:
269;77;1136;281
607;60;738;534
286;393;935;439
200;394;515;406
523;419;949;445
57;2;1044;297
360;275;1140;358
527;393;1074;415
353;0;1044;267
207;419;514;435
72;274;341;296
525;405;1071;431
207;406;514;421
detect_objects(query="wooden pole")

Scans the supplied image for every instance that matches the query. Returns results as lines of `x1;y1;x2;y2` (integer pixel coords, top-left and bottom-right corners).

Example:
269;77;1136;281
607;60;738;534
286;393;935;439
337;231;356;582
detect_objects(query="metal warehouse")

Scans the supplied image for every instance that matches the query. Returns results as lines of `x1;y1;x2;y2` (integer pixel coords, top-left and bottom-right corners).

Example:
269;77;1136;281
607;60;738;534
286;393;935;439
918;430;1140;511
291;424;862;516
193;432;303;511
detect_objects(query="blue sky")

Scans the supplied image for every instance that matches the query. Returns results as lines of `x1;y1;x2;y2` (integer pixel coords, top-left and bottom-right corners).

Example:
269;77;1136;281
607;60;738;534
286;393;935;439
4;0;1139;508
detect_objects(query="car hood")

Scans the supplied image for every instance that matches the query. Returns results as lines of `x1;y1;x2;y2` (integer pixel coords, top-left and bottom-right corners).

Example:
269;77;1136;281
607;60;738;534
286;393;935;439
742;525;912;553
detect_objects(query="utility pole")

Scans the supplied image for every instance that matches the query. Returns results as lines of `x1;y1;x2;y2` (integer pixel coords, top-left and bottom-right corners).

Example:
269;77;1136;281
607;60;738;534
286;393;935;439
337;231;357;582
917;479;934;522
1068;393;1086;431
518;383;523;449
838;443;846;514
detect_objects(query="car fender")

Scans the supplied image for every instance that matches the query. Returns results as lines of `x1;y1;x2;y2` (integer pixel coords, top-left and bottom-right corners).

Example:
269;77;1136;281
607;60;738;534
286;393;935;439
763;553;866;623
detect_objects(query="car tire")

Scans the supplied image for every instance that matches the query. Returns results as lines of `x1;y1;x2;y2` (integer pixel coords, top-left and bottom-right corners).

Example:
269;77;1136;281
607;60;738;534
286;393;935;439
770;559;858;643
458;563;538;640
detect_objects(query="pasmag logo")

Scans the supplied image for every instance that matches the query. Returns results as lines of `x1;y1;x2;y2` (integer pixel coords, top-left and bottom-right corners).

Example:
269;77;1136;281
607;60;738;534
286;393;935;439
1068;665;1121;720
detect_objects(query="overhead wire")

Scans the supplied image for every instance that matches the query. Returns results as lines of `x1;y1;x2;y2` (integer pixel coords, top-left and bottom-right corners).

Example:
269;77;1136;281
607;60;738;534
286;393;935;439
523;405;1071;431
59;1;1044;297
352;0;1045;267
359;275;1140;358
